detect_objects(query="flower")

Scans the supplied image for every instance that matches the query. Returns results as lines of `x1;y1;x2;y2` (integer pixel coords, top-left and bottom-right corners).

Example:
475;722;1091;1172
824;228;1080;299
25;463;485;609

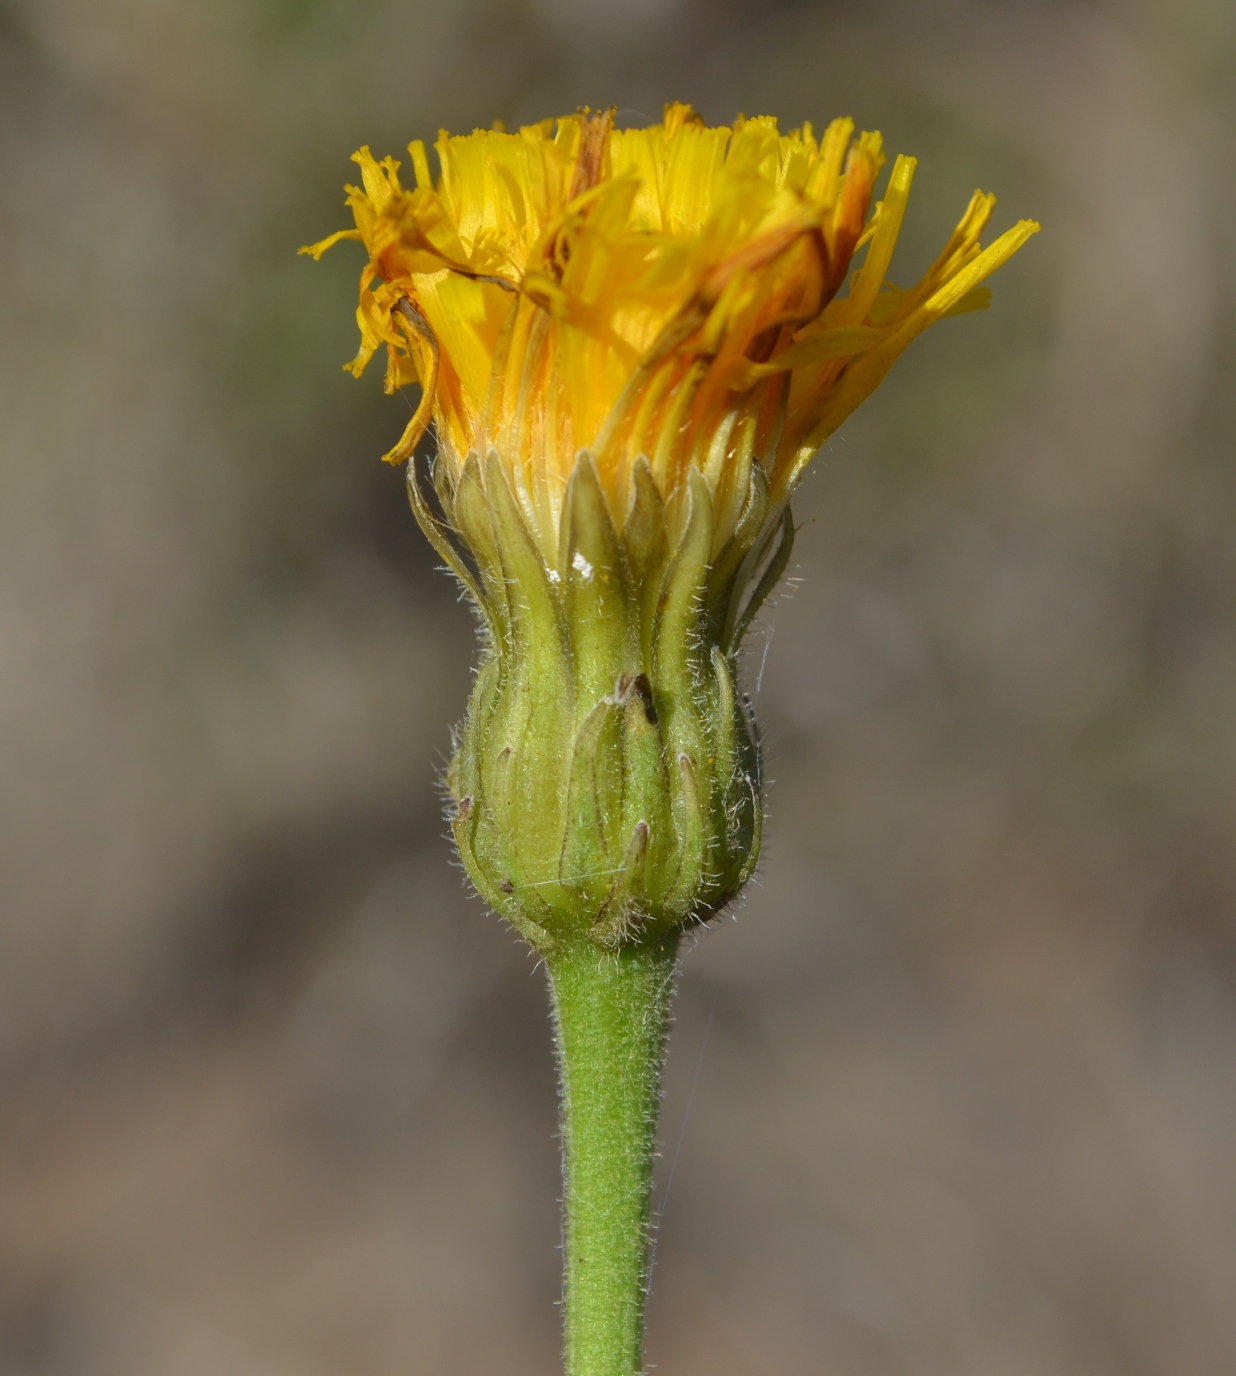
304;104;1037;949
303;103;1036;557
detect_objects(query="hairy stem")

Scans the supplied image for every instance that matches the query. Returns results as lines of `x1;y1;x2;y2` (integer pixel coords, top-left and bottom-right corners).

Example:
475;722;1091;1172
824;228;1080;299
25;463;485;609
547;935;680;1376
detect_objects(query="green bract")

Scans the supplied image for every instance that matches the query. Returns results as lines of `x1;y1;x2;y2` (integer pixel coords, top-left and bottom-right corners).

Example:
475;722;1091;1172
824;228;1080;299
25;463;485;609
425;449;792;953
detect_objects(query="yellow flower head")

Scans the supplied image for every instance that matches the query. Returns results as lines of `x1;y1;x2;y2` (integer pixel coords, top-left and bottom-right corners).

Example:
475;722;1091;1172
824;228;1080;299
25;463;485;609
303;104;1037;944
304;104;1036;564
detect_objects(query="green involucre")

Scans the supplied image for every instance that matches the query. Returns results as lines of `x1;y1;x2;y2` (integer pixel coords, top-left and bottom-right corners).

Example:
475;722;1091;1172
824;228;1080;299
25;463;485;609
430;448;789;952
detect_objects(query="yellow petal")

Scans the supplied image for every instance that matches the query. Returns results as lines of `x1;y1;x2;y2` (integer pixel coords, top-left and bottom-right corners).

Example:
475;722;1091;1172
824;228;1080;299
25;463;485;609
299;228;361;259
800;218;1041;453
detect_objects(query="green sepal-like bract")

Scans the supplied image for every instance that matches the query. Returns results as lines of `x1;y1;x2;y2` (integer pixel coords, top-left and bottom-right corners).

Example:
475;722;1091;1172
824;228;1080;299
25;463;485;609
431;447;785;953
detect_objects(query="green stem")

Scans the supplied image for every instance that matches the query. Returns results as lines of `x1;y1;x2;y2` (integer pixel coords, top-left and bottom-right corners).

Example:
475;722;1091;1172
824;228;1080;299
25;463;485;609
547;934;680;1376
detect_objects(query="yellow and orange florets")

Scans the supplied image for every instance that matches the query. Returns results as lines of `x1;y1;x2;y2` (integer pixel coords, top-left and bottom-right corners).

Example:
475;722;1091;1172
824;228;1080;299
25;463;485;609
303;102;1037;564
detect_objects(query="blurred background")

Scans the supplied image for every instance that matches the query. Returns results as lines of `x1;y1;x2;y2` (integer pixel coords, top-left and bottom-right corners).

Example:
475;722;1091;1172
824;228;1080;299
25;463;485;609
2;0;1235;1371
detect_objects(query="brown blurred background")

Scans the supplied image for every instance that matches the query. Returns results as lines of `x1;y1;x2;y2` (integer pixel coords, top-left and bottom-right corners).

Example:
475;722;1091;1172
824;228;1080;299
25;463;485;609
2;0;1235;1371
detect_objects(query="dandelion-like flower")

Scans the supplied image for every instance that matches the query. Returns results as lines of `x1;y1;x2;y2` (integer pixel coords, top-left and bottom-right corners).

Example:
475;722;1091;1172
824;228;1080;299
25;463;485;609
305;102;1037;1376
304;103;1036;951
